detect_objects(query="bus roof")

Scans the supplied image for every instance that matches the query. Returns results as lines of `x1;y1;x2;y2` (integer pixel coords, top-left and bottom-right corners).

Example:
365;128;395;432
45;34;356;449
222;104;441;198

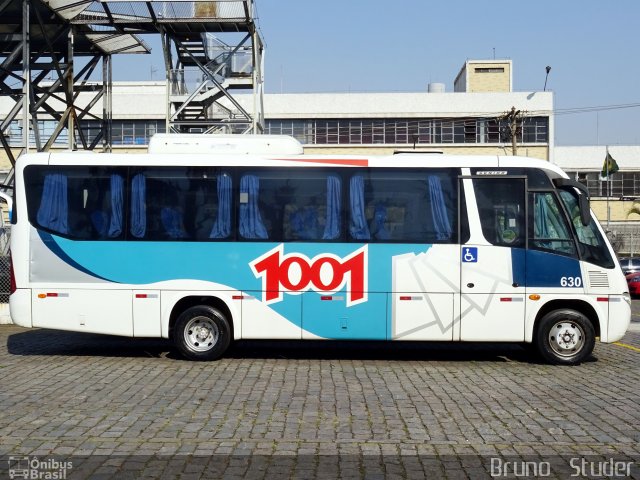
148;134;304;155
16;150;568;179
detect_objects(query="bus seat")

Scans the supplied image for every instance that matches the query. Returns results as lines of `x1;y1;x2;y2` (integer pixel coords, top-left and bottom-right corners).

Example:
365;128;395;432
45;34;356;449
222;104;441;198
287;205;320;240
194;203;217;239
370;204;391;240
90;210;109;237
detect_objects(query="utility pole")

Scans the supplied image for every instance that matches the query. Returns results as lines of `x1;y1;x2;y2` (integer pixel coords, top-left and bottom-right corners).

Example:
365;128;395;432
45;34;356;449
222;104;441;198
501;106;524;156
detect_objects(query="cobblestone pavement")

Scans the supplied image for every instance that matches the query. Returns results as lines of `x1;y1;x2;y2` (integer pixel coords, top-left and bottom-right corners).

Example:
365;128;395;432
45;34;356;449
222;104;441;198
0;305;639;479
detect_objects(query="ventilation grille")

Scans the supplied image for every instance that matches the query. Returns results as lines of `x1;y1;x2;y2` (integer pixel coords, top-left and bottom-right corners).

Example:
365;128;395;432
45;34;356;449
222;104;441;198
588;271;609;288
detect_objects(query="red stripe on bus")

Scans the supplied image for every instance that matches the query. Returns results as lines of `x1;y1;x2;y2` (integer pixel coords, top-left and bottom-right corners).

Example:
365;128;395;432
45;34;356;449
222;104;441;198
135;294;148;299
500;297;512;302
232;295;244;300
399;296;412;301
321;296;333;301
278;158;369;167
46;293;58;297
597;297;609;302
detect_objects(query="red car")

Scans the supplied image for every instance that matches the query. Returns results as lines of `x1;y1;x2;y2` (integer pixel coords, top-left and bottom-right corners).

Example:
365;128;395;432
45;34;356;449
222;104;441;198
626;272;640;298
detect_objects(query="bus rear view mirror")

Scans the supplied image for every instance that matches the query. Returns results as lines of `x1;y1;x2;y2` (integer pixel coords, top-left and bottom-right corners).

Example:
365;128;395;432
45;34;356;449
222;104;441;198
553;178;591;227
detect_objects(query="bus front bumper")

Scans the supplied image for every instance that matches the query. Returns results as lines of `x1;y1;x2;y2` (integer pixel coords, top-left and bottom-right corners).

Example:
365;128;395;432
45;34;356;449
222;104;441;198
603;294;631;343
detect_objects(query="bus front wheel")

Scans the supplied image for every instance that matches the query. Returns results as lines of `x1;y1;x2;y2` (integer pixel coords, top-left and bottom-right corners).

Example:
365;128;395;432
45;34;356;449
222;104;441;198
174;305;231;361
535;309;595;365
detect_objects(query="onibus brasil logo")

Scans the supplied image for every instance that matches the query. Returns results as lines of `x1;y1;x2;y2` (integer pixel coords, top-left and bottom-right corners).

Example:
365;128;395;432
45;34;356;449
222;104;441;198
250;245;368;307
8;456;72;479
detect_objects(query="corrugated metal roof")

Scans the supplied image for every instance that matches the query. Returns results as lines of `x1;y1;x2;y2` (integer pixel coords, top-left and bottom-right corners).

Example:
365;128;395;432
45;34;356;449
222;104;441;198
42;0;93;19
84;31;150;54
61;1;250;23
40;0;151;54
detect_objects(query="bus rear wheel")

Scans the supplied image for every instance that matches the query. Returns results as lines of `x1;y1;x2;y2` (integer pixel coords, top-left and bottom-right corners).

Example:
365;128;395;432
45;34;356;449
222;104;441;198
174;305;231;361
535;309;595;365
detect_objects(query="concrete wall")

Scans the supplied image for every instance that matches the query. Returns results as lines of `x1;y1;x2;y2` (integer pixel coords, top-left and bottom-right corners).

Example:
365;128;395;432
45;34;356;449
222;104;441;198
454;60;512;93
259;90;550;120
554;145;640;171
591;199;640;222
466;62;511;93
1;83;552;123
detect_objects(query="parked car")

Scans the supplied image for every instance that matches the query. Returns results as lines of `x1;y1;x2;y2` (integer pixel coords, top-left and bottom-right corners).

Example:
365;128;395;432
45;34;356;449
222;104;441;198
626;272;640;298
618;257;640;276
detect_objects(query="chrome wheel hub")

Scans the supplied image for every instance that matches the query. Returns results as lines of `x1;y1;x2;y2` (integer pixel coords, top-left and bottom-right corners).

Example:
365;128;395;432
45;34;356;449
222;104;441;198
184;316;219;352
548;321;585;357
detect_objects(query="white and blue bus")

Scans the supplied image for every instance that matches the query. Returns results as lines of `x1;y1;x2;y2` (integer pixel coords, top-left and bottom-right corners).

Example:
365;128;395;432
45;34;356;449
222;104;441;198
9;135;631;364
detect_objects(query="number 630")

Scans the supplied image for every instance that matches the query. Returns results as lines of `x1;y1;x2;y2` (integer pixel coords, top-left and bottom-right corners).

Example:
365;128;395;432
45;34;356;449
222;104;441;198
560;276;582;287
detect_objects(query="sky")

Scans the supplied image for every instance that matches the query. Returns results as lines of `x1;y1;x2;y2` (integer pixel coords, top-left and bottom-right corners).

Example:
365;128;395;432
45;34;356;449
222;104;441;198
112;0;640;147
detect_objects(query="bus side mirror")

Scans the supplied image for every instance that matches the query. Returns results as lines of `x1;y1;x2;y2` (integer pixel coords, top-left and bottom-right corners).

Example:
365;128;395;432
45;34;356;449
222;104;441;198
577;194;590;226
552;178;591;227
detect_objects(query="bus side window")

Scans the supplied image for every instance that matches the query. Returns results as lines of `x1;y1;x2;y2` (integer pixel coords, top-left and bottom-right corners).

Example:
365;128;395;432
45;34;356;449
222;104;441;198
349;170;457;243
28;167;126;240
529;192;576;256
473;178;525;248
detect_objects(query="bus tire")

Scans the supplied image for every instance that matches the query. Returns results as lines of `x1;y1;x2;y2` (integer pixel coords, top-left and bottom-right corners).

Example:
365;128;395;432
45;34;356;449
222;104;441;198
535;309;595;365
174;305;231;361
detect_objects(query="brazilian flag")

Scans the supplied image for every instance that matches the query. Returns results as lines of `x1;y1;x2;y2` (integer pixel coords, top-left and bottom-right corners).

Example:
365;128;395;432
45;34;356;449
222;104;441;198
601;150;619;178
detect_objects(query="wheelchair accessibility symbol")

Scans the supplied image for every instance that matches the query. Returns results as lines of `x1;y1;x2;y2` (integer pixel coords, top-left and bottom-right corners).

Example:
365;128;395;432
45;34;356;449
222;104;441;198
462;247;478;263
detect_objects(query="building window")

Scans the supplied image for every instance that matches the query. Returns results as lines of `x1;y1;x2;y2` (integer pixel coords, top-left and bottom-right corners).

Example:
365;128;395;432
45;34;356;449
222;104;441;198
475;67;505;73
110;120;166;145
574;171;640;198
265;117;549;146
9;120;166;147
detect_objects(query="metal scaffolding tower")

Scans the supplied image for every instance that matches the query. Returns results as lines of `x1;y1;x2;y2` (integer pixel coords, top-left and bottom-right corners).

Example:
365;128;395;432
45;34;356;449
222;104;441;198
0;0;149;166
0;0;264;167
62;0;264;135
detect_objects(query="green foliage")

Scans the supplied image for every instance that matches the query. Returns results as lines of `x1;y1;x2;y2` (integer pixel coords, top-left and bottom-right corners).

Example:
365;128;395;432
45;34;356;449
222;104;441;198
626;201;640;218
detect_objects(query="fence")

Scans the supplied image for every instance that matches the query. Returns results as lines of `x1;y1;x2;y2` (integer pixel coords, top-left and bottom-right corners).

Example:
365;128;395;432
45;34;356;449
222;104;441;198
0;225;9;304
606;223;640;257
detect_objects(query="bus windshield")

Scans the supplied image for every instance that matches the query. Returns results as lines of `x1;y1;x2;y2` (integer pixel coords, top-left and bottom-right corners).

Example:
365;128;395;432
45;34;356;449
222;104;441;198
558;190;614;269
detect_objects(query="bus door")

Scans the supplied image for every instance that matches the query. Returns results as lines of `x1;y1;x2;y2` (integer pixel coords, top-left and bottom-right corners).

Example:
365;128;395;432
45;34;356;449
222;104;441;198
459;174;527;341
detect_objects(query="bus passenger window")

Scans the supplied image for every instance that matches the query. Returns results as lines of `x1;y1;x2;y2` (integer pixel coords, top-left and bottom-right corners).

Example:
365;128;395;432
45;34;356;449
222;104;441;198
192;173;232;240
132;173;190;240
25;167;126;240
243;171;340;242
349;169;457;243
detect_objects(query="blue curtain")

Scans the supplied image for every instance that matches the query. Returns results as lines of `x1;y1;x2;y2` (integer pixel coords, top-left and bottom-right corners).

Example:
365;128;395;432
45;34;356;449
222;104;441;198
130;173;146;238
37;173;68;234
210;174;232;238
349;175;370;240
239;175;268;239
108;174;124;238
428;175;453;241
323;175;341;240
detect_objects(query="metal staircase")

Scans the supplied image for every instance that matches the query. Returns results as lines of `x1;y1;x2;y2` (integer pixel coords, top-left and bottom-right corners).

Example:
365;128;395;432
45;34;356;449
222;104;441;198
167;30;263;134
